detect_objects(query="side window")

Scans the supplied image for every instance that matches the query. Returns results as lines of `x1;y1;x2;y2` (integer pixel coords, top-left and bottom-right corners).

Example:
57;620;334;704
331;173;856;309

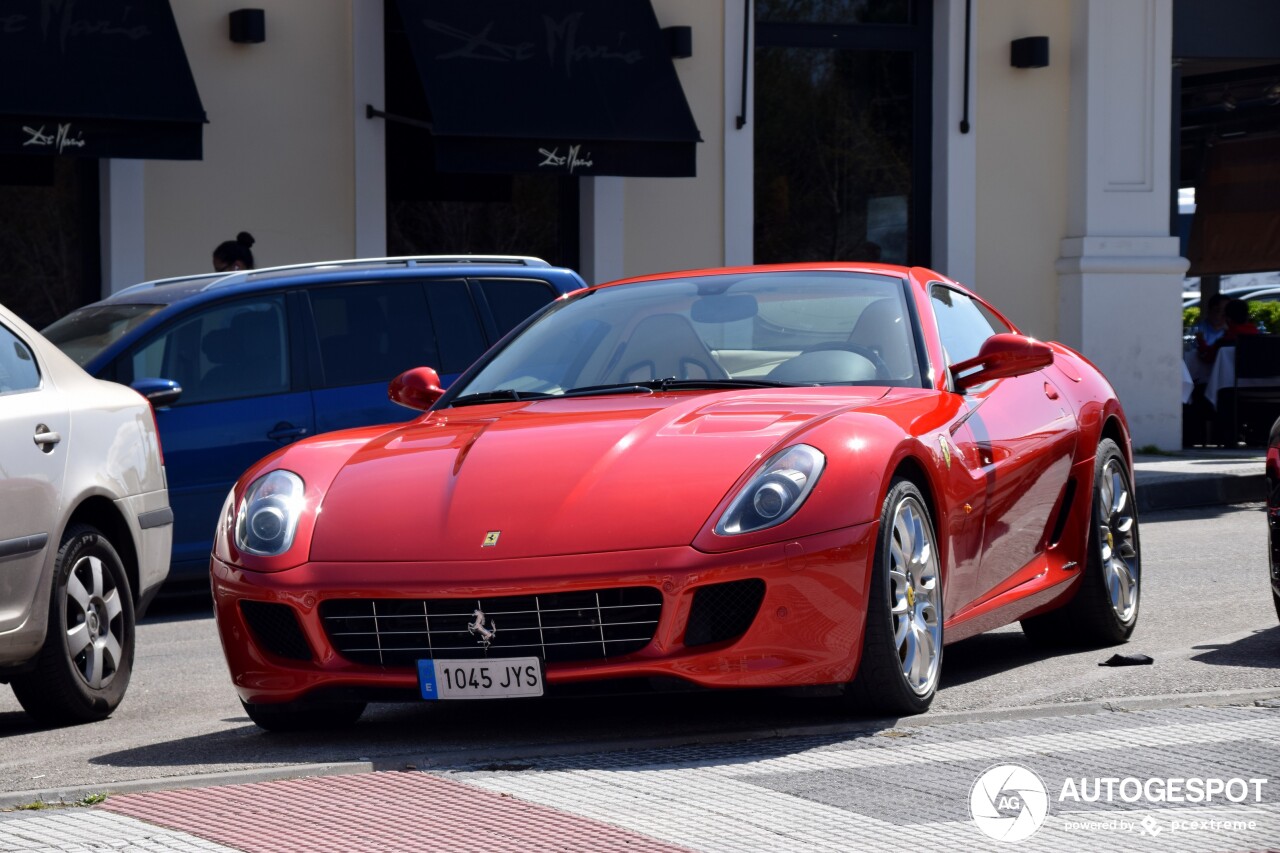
309;282;440;388
424;279;487;374
0;323;40;394
930;285;1011;366
121;296;289;405
475;277;558;338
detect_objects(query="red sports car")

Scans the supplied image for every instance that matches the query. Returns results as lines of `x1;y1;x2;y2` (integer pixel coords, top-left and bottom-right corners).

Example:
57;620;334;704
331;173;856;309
210;263;1141;730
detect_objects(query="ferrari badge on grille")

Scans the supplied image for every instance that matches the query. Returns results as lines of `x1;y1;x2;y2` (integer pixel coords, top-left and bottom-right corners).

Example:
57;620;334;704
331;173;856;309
482;531;501;547
467;609;497;648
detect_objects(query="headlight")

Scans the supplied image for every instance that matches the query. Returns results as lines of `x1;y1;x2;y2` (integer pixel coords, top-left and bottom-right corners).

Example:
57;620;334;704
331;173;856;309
715;445;825;535
235;470;305;556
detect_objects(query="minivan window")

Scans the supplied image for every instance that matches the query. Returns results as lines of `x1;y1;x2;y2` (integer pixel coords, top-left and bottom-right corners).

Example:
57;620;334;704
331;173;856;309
120;296;290;405
42;304;166;367
476;278;558;338
425;279;488;374
0;323;40;393
309;282;439;388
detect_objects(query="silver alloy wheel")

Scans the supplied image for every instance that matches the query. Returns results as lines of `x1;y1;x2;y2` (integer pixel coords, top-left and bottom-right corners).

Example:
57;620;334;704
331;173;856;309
888;495;942;696
1097;457;1139;624
63;554;124;689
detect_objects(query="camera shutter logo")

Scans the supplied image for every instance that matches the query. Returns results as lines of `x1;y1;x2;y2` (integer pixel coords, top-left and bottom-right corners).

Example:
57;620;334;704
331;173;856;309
970;764;1049;842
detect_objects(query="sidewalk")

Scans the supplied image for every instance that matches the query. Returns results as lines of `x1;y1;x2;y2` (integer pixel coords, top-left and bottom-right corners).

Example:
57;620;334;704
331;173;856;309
1132;447;1265;512
3;701;1279;853
0;448;1272;853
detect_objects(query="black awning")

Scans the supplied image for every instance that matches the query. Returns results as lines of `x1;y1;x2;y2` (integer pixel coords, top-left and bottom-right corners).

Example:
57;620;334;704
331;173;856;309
387;0;702;177
0;1;206;160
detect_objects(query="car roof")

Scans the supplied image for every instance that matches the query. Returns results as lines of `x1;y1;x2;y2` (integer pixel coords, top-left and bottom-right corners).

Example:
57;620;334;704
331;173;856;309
102;255;579;306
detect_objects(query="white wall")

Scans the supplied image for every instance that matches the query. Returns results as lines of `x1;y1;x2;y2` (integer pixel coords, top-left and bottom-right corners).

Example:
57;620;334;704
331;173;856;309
145;0;358;279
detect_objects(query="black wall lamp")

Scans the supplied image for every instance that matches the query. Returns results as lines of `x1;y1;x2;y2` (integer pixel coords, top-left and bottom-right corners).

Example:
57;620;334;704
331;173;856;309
230;9;265;44
664;26;692;59
1010;36;1049;69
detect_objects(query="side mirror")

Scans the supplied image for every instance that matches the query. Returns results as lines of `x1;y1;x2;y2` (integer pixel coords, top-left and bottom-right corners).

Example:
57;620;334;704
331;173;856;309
389;367;445;411
950;334;1053;392
131;378;183;408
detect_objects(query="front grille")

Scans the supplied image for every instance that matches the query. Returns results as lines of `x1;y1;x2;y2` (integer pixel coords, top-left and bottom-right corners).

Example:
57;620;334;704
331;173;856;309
321;587;662;668
240;600;313;661
683;579;765;647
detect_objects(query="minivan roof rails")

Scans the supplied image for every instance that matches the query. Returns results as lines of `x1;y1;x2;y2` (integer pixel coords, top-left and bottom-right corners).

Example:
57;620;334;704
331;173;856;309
115;255;554;296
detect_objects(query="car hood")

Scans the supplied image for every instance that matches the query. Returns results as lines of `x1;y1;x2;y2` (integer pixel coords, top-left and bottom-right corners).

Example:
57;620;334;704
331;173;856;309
308;389;889;561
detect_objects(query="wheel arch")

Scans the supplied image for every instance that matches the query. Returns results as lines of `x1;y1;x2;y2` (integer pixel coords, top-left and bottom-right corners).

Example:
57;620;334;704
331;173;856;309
888;452;946;588
64;496;140;605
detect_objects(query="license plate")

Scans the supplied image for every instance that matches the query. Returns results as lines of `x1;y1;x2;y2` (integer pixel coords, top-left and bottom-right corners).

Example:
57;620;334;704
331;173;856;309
418;657;544;700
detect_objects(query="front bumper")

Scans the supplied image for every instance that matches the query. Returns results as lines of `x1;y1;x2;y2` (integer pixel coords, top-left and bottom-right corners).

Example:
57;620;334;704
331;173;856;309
210;523;876;705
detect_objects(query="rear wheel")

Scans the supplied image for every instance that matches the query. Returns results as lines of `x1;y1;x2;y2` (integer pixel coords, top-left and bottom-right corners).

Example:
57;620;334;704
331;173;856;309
11;525;135;726
845;478;942;716
1022;438;1140;646
241;698;366;732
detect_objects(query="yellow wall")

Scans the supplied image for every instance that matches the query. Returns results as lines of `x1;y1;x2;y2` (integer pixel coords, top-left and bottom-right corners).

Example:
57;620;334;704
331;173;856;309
974;1;1071;340
624;0;726;277
146;1;356;278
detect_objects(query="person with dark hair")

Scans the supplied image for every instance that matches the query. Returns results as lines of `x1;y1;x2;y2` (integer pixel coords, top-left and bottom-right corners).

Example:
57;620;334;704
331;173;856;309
212;231;256;272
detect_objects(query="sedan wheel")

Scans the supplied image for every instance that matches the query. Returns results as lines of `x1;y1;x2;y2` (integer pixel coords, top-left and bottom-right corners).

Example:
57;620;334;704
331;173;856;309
846;478;942;716
11;524;135;726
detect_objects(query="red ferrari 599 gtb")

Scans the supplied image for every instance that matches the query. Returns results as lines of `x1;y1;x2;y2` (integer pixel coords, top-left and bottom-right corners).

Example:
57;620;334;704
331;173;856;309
210;264;1140;730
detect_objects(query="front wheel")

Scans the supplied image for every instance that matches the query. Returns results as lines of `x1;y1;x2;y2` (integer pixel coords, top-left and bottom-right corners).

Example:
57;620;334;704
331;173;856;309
1022;438;1140;646
11;524;136;726
241;698;367;732
845;478;943;716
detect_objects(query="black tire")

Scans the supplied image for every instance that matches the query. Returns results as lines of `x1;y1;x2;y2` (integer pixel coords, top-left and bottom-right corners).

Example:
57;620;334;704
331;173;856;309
11;524;135;726
241;698;366;732
845;478;943;716
1273;588;1280;625
1021;438;1140;647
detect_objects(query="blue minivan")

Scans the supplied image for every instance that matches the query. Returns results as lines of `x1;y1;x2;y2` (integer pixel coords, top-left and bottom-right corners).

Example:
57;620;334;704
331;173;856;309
43;256;586;589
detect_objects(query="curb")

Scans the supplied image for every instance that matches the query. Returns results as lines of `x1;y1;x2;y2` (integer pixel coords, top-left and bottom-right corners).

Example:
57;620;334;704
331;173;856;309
1135;468;1266;512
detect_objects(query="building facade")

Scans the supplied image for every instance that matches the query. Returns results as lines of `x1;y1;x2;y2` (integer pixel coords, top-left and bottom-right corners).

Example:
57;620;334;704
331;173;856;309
9;1;1279;449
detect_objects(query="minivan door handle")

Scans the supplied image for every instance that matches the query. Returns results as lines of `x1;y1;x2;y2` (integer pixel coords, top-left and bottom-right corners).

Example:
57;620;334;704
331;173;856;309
267;422;308;443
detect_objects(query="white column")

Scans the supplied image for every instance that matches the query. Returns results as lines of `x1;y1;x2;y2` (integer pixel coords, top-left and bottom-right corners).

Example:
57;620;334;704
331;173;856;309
99;159;146;295
579;177;625;285
353;0;386;258
1056;0;1187;450
931;0;976;286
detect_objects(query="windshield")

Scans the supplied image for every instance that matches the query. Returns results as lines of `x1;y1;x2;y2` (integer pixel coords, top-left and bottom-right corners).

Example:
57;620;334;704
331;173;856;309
449;270;921;404
42;304;166;367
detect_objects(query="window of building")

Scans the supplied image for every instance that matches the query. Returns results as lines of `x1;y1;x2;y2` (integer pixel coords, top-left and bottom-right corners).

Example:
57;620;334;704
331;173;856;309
754;2;931;266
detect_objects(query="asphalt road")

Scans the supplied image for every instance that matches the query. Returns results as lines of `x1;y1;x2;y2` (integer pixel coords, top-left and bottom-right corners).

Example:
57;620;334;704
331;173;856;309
2;502;1278;801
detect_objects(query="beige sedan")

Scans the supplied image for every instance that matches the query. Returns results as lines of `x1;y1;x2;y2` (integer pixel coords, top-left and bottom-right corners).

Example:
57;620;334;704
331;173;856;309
0;302;171;725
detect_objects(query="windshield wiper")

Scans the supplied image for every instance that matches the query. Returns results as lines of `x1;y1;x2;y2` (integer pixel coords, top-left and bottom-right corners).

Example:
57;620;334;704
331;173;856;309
559;378;803;398
447;389;555;407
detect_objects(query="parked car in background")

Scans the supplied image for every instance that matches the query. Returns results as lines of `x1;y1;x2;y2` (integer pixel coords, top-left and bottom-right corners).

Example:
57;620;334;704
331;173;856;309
209;263;1140;730
0;303;170;725
1183;285;1280;310
1267;416;1280;623
42;256;586;589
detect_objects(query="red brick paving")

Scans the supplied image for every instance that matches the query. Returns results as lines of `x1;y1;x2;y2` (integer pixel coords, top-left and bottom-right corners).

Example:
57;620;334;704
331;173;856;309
101;770;694;853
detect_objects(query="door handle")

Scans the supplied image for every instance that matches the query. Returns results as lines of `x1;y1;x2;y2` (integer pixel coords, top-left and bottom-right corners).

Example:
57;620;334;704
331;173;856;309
33;424;61;452
1043;382;1059;400
268;422;308;442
